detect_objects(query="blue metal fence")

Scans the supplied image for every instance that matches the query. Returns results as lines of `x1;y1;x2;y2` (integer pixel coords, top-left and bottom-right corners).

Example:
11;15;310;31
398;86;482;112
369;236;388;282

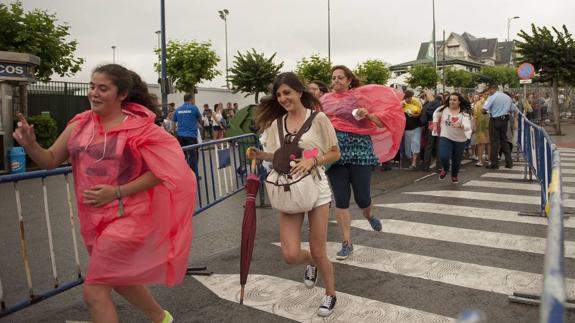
515;111;567;322
0;133;262;318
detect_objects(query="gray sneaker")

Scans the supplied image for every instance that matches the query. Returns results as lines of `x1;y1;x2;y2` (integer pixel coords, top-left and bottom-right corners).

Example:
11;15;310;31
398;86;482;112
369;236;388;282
335;241;353;260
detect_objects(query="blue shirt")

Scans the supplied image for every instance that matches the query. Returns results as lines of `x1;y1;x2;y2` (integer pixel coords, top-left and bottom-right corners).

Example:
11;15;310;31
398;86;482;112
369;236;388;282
483;91;513;118
173;103;201;137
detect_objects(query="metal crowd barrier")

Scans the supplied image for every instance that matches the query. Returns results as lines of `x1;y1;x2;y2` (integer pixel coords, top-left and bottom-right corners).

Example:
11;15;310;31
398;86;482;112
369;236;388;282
514;111;569;322
0;133;262;318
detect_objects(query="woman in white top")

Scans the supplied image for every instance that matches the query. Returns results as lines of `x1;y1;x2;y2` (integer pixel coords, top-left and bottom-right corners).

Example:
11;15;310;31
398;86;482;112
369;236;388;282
212;104;225;140
248;72;341;317
432;93;472;184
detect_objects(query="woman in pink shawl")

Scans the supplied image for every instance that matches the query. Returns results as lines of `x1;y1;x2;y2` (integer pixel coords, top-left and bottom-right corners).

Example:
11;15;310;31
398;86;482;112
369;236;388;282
12;64;196;323
320;65;404;260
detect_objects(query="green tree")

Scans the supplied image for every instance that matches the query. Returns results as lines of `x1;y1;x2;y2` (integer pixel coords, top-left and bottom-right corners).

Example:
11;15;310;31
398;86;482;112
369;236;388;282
354;59;390;85
157;39;220;95
444;67;474;90
516;24;575;134
295;54;331;84
479;65;519;88
0;1;84;81
229;49;284;103
407;64;438;89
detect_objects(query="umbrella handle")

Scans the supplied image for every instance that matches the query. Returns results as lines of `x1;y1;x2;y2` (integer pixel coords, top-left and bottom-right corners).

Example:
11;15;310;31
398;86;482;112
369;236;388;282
240;285;245;304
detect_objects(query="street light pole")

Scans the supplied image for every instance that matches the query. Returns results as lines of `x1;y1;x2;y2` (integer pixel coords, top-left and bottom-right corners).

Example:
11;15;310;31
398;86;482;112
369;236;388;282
111;46;116;64
155;30;161;80
218;9;230;89
507;16;520;66
327;0;331;64
160;0;168;117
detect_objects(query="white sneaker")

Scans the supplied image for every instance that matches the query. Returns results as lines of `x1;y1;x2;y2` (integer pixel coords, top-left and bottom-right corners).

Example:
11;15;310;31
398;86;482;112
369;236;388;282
304;264;318;289
318;295;337;317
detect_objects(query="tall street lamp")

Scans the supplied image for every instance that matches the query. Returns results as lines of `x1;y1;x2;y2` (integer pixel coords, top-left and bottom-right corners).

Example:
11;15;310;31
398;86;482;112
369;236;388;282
218;9;230;89
507;16;520;66
111;45;116;64
327;0;331;64
155;30;161;80
507;16;520;42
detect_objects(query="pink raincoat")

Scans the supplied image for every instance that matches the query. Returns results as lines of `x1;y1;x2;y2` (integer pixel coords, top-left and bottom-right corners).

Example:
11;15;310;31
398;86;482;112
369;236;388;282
320;85;405;162
67;103;196;286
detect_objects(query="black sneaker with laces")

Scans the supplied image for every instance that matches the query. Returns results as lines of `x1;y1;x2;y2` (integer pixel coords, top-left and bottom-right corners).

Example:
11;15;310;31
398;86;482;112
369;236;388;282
304;264;318;289
318;294;337;317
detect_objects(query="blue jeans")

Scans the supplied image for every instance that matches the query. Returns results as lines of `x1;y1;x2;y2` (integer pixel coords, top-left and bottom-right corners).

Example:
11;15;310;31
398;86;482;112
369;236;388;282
439;137;466;177
403;127;422;159
326;164;372;209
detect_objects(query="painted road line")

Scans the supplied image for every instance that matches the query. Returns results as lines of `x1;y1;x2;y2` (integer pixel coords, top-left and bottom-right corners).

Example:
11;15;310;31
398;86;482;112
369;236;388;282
562;163;575;167
194;274;455;323
404;190;539;204
274;242;575;298
404;190;575;208
463;180;540;191
561;158;575;162
345;219;575;258
481;172;575;183
374;202;575;228
562;168;575;174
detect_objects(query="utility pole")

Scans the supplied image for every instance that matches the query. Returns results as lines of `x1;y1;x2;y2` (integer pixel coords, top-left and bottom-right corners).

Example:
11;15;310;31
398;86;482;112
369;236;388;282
327;0;331;64
218;9;230;89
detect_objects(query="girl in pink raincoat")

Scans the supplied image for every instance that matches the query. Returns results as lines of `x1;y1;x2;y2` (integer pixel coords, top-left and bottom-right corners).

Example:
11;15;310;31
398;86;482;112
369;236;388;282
13;64;196;323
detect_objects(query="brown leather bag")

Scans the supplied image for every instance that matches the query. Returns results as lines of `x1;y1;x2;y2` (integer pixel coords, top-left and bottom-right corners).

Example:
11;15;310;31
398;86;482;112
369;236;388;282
272;111;319;174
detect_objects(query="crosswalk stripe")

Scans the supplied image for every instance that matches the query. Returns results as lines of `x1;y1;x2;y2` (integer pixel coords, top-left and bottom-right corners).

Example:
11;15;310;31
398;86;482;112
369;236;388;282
463;180;540;191
194;274;455;322
481;172;575;183
561;157;575;162
375;202;575;228
274;242;575;298
404;190;575;208
562;163;575;167
562;168;575;174
345;219;575;258
404;190;539;204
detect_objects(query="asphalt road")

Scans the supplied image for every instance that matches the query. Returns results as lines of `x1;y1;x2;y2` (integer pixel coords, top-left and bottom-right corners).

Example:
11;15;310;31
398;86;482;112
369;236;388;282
1;149;574;322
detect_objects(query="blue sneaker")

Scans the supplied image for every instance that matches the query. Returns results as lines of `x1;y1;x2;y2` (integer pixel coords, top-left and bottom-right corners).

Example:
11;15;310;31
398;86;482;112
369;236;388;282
367;216;382;231
336;241;353;260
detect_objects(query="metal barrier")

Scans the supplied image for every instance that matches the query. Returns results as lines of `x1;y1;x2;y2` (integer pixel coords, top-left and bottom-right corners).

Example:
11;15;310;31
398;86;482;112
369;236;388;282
514;111;568;322
0;133;262;318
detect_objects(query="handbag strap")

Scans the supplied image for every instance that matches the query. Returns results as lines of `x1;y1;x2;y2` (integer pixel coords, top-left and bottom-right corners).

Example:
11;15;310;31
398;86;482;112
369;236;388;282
276;110;319;147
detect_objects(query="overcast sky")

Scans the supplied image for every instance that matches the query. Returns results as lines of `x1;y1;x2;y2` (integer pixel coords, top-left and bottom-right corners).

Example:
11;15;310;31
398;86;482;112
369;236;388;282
17;0;575;88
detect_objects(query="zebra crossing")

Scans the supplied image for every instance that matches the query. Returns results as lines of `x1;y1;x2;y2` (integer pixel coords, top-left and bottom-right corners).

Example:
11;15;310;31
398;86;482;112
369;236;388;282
190;149;575;322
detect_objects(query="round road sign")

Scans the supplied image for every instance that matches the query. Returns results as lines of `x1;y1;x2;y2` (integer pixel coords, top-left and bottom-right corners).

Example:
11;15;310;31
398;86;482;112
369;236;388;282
517;63;535;80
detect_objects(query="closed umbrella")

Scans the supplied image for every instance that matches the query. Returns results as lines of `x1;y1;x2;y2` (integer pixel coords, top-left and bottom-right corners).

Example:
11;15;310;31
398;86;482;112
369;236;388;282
239;156;260;304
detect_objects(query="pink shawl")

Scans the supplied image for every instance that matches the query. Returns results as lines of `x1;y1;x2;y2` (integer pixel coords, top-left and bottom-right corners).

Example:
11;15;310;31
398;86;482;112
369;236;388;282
320;85;405;162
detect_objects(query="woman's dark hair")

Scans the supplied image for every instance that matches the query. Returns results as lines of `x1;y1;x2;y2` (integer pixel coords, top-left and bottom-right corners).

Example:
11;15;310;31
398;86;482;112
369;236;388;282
331;65;362;89
254;72;321;131
448;92;472;115
92;64;160;116
310;80;329;94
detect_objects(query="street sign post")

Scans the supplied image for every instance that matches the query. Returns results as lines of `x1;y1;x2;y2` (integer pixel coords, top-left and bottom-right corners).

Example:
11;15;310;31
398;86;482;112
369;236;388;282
517;63;535;110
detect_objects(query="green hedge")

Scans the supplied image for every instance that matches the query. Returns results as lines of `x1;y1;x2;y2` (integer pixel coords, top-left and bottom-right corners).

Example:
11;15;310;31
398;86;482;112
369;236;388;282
27;114;58;148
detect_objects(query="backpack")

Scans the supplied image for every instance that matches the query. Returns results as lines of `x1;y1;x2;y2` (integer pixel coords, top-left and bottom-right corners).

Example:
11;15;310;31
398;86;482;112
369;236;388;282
264;111;320;214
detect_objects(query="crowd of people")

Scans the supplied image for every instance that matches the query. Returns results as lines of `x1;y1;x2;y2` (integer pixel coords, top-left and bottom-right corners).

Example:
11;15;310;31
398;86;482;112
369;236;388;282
163;100;240;141
10;60;542;321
